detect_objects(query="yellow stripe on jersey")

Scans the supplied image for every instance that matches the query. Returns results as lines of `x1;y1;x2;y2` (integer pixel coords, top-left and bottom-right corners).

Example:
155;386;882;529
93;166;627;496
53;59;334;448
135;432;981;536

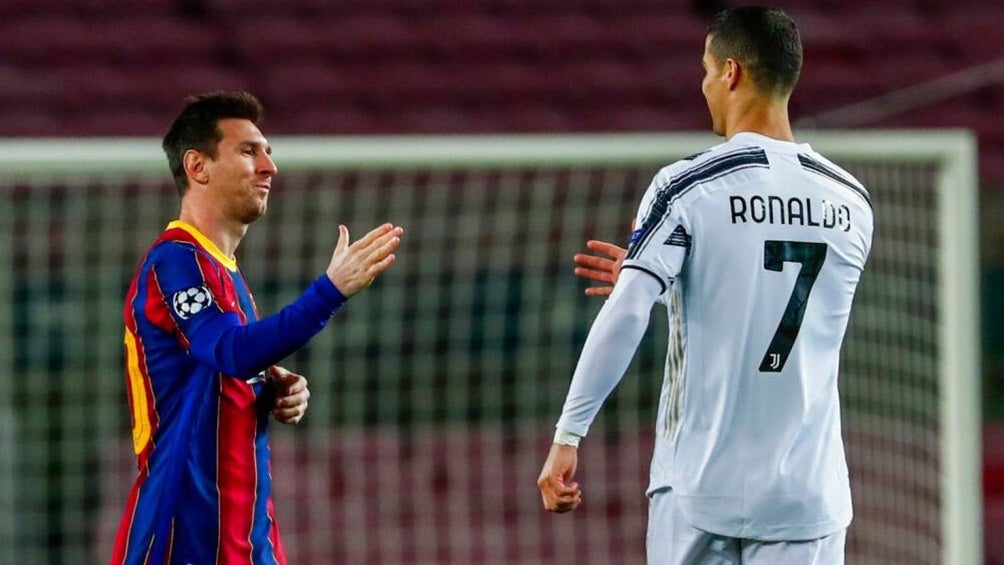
124;329;152;455
167;220;238;272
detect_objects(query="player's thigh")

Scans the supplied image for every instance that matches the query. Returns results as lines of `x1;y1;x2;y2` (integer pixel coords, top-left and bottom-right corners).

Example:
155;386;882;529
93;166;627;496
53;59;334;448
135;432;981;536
740;529;846;565
646;488;740;565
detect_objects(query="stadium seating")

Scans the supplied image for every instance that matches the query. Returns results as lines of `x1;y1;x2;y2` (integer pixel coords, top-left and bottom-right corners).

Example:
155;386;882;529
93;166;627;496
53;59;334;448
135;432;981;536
0;0;1000;186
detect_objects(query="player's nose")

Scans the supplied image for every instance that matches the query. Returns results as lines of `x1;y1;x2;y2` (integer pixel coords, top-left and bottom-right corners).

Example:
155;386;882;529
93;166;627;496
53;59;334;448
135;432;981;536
258;152;278;177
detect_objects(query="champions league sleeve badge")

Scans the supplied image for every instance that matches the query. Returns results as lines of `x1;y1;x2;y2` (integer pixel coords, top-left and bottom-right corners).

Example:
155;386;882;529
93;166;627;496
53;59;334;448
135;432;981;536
172;286;214;320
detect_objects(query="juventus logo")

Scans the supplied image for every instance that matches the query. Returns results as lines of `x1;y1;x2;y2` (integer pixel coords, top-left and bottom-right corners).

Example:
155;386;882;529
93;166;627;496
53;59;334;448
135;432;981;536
767;353;781;370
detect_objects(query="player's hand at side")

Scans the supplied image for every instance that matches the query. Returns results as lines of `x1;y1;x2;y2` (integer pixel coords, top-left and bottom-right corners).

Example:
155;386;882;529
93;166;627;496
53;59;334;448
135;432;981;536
574;240;627;297
270;366;309;425
537;443;582;513
326;223;403;298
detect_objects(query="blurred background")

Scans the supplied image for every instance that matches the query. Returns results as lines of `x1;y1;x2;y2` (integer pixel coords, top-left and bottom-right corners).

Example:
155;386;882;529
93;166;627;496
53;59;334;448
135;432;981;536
0;0;1001;563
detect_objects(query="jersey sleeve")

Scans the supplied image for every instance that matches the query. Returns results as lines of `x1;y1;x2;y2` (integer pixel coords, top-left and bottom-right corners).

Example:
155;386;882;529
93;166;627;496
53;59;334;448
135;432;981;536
555;268;664;437
622;169;692;291
149;243;346;378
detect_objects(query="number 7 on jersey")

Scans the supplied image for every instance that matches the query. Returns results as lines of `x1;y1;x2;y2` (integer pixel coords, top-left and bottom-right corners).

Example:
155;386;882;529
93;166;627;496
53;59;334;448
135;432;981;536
759;240;828;373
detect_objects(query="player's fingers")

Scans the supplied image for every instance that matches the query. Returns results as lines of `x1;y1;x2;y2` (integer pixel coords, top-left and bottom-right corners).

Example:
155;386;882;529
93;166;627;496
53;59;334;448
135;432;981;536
275;397;305;419
270;366;300;383
586;240;627;259
364;231;402;264
573;253;615;271
274;387;308;408
545;482;582;513
274;401;306;415
584;286;614;297
350;231;399;272
352;223;397;251
274;409;305;425
280;378;308;398
574;266;615;283
541;474;577;496
541;488;567;512
553;493;582;513
361;255;396;284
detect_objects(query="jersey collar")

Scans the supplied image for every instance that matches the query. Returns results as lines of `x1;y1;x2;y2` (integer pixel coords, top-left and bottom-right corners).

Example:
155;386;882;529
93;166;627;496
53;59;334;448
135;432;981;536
166;220;238;272
731;132;810;154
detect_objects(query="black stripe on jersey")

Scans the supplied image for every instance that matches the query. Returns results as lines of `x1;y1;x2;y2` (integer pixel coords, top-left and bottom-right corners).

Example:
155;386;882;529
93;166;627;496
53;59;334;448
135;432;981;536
682;150;710;161
798;154;872;209
627;148;769;260
621;265;669;294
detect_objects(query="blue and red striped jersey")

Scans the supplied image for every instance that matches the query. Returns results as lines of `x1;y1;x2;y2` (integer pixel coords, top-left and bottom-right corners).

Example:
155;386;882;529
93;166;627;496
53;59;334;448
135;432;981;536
112;221;345;565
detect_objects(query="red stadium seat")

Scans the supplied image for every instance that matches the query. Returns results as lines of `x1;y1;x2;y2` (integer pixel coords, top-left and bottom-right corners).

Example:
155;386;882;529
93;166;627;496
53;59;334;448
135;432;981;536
0;0;999;186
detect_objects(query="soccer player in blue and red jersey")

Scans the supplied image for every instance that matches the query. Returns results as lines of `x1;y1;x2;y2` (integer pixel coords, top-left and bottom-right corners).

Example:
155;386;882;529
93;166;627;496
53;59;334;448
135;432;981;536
111;91;403;564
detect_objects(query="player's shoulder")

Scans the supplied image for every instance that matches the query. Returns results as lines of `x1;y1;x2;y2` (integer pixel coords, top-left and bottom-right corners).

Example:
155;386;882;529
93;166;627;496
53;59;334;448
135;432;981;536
797;147;872;209
649;138;771;196
140;232;224;283
145;235;200;264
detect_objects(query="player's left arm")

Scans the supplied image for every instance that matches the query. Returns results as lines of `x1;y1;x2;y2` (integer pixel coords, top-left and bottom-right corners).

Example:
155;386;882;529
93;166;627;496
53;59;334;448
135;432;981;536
269;365;310;425
154;243;346;379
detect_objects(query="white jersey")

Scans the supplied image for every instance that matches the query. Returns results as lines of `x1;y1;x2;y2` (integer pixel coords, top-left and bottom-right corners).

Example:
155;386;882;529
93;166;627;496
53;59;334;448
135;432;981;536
556;132;873;541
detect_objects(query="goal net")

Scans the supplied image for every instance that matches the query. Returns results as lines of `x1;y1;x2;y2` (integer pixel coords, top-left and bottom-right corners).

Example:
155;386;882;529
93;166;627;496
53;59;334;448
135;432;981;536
0;132;980;564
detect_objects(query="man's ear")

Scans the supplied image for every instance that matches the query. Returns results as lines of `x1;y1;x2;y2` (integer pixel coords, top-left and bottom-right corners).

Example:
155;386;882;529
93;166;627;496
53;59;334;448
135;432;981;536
183;150;209;186
724;58;742;91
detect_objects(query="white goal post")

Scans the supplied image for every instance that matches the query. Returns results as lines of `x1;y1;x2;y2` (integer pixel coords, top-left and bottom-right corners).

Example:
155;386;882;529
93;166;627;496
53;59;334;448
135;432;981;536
0;131;980;564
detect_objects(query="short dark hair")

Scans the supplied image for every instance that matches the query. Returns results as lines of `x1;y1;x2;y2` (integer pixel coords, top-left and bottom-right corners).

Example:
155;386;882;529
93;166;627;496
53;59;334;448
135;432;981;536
707;6;802;98
162;91;265;194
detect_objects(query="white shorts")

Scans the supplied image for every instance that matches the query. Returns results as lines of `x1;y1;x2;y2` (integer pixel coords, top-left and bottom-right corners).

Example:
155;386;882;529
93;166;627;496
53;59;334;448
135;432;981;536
646;488;846;565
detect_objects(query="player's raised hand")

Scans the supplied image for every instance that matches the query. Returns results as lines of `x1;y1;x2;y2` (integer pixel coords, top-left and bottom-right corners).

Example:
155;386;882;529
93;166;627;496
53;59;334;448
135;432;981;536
326;223;403;297
270;366;309;425
537;443;583;513
574;240;627;297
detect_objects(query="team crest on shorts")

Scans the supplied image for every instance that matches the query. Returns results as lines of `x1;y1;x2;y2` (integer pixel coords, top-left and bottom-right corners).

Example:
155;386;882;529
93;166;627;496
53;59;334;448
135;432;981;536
172;286;213;319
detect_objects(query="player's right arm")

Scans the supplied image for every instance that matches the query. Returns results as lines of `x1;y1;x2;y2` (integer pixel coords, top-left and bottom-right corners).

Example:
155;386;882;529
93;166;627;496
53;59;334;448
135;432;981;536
153;223;402;378
537;443;581;513
539;269;663;512
556;269;663;435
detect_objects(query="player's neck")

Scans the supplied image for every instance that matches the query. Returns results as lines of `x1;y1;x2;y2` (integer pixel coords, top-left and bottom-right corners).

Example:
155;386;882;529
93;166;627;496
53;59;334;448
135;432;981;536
724;97;794;142
178;202;247;260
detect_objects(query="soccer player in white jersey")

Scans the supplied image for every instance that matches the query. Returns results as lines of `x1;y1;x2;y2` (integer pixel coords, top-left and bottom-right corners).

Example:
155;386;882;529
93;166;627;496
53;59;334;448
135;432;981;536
537;6;873;564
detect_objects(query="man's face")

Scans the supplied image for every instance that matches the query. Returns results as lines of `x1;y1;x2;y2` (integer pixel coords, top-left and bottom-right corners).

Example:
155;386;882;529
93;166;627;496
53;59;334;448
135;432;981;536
701;35;727;137
203;118;277;224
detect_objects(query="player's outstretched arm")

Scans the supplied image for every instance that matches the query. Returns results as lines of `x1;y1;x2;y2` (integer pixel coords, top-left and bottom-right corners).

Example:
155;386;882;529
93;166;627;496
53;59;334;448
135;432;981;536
174;224;403;379
326;223;404;297
270;365;309;425
574;240;626;297
537;443;582;513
